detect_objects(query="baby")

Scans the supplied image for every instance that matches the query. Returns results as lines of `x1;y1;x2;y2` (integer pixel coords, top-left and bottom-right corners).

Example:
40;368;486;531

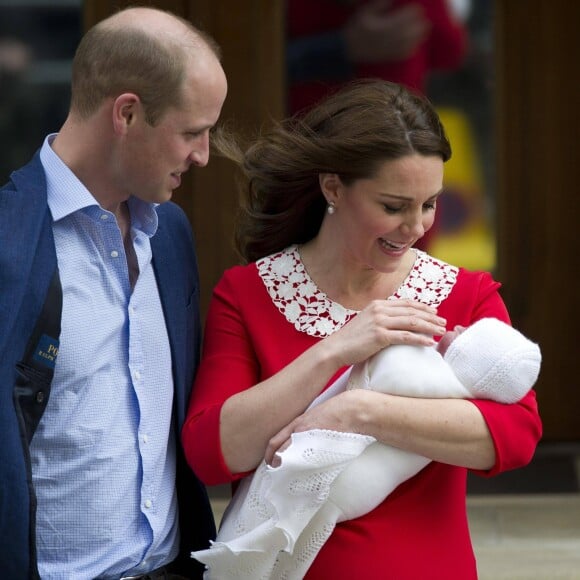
193;318;542;580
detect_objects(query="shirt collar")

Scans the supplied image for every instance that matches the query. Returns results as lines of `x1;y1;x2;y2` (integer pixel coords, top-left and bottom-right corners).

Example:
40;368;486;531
40;133;159;237
41;134;97;222
127;196;159;237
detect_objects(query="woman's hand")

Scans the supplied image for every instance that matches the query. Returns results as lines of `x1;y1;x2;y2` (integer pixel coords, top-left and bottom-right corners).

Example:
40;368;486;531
265;389;496;471
323;299;447;368
223;299;446;473
265;389;373;466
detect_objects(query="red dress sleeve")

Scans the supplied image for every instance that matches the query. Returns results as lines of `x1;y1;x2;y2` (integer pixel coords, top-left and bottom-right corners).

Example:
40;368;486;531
182;263;321;485
438;268;543;477
182;267;259;485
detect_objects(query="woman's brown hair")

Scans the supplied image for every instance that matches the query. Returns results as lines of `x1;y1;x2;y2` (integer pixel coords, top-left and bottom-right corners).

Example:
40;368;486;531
214;80;451;263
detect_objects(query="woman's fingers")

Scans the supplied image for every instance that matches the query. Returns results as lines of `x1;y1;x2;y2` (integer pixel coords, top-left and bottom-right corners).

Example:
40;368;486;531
329;299;447;365
265;423;294;466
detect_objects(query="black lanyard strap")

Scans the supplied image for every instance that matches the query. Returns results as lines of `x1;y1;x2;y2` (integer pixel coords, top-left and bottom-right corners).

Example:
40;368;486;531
14;268;62;443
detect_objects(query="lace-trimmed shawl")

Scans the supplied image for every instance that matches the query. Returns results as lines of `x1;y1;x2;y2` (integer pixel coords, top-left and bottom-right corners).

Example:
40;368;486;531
256;245;458;338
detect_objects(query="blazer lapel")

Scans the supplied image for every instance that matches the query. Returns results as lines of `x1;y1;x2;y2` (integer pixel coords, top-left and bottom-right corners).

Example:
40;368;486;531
150;221;186;399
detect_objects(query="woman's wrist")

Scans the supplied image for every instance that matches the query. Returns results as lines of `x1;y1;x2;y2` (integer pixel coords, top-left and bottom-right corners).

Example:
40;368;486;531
343;389;385;436
309;336;351;377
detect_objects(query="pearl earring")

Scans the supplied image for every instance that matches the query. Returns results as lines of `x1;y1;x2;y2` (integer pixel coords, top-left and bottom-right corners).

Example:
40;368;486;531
327;202;336;215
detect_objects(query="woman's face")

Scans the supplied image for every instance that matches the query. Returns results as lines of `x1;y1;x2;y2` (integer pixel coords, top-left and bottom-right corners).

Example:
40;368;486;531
327;154;444;272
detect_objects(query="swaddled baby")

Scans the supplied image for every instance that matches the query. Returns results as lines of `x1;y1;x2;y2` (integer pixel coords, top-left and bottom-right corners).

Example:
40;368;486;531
320;317;540;521
193;318;541;580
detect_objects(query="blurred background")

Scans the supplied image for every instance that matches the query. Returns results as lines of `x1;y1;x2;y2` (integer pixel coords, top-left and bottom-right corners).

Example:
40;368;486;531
1;0;577;454
0;0;82;185
2;2;578;576
1;0;497;271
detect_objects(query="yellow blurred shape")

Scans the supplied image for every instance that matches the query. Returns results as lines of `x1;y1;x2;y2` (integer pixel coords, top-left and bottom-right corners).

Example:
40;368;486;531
427;107;496;271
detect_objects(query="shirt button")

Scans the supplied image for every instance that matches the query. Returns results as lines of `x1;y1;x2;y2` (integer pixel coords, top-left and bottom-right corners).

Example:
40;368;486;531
144;499;152;509
142;434;149;444
100;214;109;220
110;250;119;258
134;370;141;381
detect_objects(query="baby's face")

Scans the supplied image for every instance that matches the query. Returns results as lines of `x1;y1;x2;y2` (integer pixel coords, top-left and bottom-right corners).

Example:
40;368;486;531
437;325;467;356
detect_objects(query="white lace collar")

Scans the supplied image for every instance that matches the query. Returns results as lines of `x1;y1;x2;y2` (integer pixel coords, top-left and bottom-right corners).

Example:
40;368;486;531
257;245;458;338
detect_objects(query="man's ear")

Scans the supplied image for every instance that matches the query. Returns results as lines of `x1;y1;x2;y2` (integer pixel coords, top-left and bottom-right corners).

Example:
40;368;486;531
319;173;343;205
112;93;140;135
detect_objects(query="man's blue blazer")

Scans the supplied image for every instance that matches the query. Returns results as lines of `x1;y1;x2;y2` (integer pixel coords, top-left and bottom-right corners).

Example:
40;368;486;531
0;153;216;578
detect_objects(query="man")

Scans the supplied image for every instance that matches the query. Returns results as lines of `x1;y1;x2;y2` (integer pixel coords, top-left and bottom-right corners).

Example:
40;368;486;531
0;6;227;579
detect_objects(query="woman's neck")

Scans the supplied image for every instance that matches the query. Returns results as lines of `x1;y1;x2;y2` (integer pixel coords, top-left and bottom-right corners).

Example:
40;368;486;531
298;239;416;311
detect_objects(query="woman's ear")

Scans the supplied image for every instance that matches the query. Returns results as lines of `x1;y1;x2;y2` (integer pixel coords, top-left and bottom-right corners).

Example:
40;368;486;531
319;173;342;205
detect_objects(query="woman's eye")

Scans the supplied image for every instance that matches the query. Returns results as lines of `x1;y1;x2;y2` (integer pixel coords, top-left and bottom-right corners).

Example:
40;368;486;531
383;204;402;214
423;201;437;211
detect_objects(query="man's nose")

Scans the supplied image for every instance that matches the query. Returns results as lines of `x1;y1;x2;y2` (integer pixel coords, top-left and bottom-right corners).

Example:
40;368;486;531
190;132;210;167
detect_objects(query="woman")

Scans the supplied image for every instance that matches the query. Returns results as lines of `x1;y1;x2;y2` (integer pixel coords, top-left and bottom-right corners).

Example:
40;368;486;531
190;318;541;579
182;80;542;579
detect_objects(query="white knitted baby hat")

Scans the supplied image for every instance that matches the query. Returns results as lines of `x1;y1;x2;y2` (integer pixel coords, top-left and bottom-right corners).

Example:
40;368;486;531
444;318;542;404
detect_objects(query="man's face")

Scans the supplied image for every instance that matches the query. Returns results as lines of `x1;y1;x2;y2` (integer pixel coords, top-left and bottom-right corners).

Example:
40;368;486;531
120;53;227;204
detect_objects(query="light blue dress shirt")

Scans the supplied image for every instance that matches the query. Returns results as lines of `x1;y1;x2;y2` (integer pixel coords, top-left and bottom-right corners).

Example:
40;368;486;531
30;135;178;579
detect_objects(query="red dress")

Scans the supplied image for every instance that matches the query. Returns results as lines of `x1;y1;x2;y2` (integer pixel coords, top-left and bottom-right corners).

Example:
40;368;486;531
183;247;541;579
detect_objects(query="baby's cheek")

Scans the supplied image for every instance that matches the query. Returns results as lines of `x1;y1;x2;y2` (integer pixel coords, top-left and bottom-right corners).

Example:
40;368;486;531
437;332;456;356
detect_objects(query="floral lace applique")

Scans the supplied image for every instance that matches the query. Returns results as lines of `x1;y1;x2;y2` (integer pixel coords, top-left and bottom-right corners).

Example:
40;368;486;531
257;245;458;338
